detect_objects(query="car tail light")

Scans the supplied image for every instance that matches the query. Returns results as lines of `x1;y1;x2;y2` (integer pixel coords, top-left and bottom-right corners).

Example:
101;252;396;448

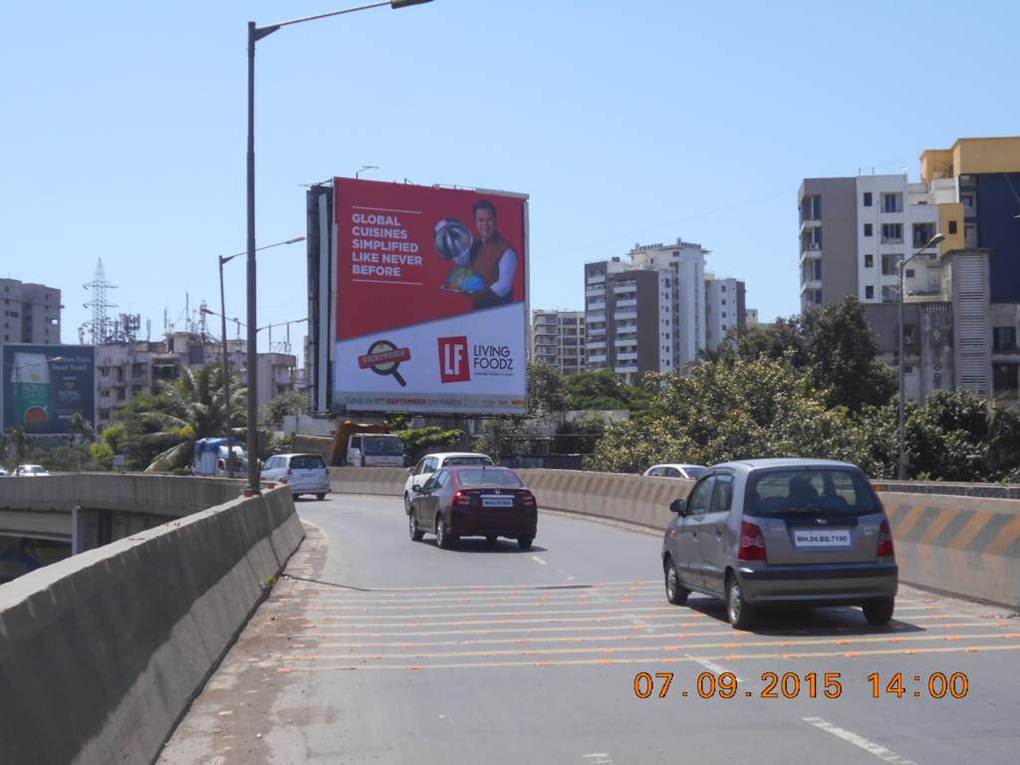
737;520;767;561
520;491;537;509
878;519;895;557
453;490;471;508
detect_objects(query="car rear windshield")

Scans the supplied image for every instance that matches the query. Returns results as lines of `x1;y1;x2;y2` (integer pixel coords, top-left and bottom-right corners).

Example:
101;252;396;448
291;455;326;470
746;468;877;516
684;467;708;479
443;456;492;466
456;468;523;488
364;437;404;456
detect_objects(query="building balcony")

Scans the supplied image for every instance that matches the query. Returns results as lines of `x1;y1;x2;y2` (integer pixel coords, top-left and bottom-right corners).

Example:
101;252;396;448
587;300;606;311
586;276;606;286
585;286;605;298
586;311;606;322
588;354;608;364
613;310;638;321
615;365;638;374
614;337;637;347
799;279;822;294
617;352;639;362
587;341;607;351
616;298;637;309
799;246;822;264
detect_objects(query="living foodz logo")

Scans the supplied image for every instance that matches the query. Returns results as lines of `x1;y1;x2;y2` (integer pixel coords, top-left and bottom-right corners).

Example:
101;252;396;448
438;336;470;383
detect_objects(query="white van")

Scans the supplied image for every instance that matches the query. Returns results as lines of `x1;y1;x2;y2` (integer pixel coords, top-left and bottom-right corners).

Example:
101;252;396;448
347;433;405;467
261;453;330;499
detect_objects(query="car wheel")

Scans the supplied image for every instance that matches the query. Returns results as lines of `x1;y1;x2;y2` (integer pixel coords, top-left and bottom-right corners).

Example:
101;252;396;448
485;535;498;547
316;493;326;501
726;574;755;630
517;536;533;551
436;516;453;549
862;597;895;626
409;513;424;542
664;557;689;606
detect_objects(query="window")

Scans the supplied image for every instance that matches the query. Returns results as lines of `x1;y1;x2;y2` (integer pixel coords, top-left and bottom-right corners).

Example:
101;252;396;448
881;193;903;213
747;469;875;515
993;327;1017;353
948;221;958;235
864;254;874;268
994;364;1019;394
864;223;873;237
881;253;902;276
881;223;903;243
721;299;727;305
904;326;915;344
865;286;874;299
863;192;873;207
813;259;822;280
961;193;975;209
709;474;734;514
905;269;915;278
721;286;727;292
687;476;716;516
913;222;937;248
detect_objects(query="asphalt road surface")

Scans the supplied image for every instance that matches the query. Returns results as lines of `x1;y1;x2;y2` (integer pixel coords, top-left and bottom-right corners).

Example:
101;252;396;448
159;493;1020;764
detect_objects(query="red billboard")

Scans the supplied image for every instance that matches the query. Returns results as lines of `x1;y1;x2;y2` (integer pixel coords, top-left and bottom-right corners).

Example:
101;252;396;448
332;178;528;414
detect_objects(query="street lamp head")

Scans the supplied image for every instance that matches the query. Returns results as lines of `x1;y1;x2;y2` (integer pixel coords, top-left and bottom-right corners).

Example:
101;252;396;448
928;233;946;248
390;0;433;7
285;235;307;245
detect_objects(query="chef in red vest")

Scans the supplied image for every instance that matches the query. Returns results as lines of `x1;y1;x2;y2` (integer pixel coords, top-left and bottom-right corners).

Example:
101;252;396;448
453;199;518;309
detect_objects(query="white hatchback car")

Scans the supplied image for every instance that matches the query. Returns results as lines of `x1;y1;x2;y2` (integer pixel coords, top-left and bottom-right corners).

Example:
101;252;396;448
261;453;330;500
644;463;709;480
403;452;493;513
15;464;50;477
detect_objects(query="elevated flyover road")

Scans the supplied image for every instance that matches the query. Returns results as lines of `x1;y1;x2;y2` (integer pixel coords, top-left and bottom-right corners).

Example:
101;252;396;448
160;494;1020;765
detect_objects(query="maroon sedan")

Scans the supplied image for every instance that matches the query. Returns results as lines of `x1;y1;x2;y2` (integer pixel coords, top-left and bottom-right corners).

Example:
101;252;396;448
408;465;538;550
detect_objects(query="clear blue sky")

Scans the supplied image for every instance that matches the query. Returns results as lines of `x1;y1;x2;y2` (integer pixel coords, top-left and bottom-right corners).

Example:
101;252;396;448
3;1;1019;354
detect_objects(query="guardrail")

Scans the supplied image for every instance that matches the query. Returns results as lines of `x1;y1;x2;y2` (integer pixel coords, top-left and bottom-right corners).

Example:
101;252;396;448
0;483;304;765
329;467;1020;610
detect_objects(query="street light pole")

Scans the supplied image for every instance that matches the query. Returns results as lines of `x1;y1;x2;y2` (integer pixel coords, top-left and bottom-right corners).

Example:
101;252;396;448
897;232;946;480
243;0;433;496
216;236;304;479
219;254;235;477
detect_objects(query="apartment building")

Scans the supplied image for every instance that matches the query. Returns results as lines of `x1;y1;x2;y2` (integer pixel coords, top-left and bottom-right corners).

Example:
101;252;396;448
95;332;296;431
798;175;939;311
0;279;62;345
584;239;711;382
530;310;586;375
799;136;1020;402
705;274;747;350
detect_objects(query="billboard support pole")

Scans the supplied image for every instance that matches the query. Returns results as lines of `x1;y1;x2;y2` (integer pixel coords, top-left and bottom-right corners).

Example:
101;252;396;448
219;255;234;478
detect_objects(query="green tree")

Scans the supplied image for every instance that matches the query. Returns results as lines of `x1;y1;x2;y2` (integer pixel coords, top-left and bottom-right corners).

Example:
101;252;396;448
528;362;566;417
553;413;606;455
588;355;869;473
712;298;894;412
398;425;464;465
261;389;308;428
905;390;992;481
114;365;246;472
563;369;651;413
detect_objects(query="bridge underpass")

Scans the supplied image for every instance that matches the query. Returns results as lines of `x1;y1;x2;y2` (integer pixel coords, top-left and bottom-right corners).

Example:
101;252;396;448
159;493;1020;765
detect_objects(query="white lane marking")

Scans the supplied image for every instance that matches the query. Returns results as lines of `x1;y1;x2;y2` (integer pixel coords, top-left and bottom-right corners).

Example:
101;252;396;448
557;569;577;581
583;755;614;765
530;555;548;566
685;654;747;683
802;717;916;764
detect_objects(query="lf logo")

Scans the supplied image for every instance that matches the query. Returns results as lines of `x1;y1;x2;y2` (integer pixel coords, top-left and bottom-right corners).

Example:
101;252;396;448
438;336;470;383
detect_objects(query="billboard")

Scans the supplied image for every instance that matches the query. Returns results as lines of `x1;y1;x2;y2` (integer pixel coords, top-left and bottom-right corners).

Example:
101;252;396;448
1;344;96;435
331;178;528;414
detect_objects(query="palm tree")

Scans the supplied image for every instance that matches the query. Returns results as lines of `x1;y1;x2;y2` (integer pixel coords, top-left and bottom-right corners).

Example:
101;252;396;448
142;364;246;472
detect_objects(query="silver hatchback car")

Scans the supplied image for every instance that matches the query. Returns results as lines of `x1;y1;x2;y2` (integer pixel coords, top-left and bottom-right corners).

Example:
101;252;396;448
661;459;897;629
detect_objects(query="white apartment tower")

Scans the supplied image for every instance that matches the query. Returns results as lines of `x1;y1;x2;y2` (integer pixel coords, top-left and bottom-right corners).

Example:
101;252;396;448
530;310;586;375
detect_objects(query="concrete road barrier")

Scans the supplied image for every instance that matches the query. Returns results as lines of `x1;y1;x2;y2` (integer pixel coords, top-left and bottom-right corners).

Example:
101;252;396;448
328;466;1020;610
0;485;304;765
882;492;1020;609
